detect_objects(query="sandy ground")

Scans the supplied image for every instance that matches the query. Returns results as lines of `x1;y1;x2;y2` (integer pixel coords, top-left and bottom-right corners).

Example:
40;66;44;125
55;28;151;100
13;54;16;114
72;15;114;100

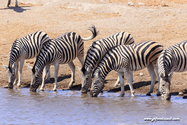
0;0;187;96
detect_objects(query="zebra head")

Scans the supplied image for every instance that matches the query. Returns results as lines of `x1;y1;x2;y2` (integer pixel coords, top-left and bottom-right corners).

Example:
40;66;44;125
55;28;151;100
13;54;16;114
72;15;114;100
79;66;92;93
159;72;173;100
158;49;173;100
90;70;104;97
3;63;16;89
30;67;42;92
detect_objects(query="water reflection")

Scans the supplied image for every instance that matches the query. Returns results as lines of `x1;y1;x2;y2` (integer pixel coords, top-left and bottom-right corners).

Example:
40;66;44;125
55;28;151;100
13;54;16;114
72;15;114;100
0;88;186;124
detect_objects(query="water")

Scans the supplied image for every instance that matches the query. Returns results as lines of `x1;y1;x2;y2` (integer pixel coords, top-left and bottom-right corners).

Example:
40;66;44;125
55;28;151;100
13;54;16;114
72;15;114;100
0;88;186;125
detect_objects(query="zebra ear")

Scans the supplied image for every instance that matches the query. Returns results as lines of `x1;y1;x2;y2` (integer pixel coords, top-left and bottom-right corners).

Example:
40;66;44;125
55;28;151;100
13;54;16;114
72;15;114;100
3;64;8;70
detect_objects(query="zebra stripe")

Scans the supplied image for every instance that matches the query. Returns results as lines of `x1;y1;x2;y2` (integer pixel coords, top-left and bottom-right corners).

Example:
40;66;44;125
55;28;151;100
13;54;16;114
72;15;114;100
4;31;50;88
157;40;187;100
90;41;163;97
80;31;134;93
30;26;98;92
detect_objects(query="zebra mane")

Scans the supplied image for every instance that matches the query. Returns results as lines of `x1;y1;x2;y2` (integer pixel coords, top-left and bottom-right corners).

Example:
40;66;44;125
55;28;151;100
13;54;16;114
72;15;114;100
162;49;168;78
8;39;19;72
92;45;117;77
82;40;102;73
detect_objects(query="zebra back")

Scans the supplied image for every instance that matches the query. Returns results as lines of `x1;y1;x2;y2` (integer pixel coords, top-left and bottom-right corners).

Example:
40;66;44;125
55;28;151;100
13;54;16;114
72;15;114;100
93;41;163;80
81;31;134;74
32;32;83;73
8;31;50;69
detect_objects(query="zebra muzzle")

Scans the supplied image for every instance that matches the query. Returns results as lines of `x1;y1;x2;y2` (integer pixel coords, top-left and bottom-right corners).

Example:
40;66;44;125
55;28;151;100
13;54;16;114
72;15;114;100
8;82;13;89
90;90;97;97
81;88;87;94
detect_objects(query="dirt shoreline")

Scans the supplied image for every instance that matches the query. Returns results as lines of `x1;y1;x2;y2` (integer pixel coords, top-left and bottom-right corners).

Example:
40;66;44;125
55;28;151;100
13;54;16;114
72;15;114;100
0;0;187;96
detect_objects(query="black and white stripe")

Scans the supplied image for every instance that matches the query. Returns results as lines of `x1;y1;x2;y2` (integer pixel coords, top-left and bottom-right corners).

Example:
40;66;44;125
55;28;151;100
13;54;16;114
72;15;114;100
80;31;134;93
4;31;50;89
30;26;98;92
90;41;163;97
157;40;187;100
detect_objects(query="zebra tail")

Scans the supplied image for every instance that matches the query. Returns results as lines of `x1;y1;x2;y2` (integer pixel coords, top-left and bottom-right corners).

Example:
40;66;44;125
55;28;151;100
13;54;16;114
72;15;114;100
82;25;98;41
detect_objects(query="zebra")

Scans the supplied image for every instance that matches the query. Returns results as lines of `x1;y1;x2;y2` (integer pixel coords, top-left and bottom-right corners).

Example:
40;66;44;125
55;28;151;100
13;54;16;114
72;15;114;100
7;0;18;7
78;31;134;94
3;31;50;89
30;26;98;92
157;40;187;100
90;41;163;97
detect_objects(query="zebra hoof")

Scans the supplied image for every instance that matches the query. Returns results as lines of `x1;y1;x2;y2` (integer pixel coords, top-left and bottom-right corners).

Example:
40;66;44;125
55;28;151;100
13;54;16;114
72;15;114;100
4;85;10;89
53;89;57;91
157;93;161;96
146;93;151;96
119;93;125;97
40;88;44;91
68;82;74;89
17;84;21;87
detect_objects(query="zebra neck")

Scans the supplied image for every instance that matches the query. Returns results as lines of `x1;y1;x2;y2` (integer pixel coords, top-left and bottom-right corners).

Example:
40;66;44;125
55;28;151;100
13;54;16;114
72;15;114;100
8;44;20;68
33;52;48;73
83;45;104;71
94;55;117;80
163;49;174;76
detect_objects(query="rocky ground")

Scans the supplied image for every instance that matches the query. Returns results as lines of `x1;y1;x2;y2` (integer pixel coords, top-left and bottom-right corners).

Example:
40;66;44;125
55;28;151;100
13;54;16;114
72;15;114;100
0;0;187;96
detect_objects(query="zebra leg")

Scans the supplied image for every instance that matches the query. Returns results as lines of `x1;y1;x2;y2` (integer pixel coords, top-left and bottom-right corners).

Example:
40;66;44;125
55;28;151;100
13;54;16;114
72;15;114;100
15;0;18;7
118;72;125;97
46;66;51;82
68;62;75;88
53;63;59;91
7;0;11;7
78;56;84;66
17;59;24;87
13;62;18;85
146;64;156;96
124;70;135;97
40;65;50;91
114;71;133;87
154;65;161;96
114;76;120;87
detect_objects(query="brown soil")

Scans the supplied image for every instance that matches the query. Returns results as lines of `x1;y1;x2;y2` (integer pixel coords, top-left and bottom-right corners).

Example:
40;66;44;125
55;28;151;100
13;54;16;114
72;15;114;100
0;0;187;96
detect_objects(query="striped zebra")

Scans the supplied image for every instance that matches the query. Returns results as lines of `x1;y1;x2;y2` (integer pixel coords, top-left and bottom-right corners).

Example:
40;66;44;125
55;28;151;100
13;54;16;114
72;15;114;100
3;31;50;89
157;40;187;100
90;41;163;97
79;31;134;93
30;26;98;92
7;0;18;7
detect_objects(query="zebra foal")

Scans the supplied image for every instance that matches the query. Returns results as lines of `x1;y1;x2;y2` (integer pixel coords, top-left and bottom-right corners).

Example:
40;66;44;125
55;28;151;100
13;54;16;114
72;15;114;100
90;41;163;97
79;31;134;93
30;26;98;92
157;40;187;100
3;31;50;89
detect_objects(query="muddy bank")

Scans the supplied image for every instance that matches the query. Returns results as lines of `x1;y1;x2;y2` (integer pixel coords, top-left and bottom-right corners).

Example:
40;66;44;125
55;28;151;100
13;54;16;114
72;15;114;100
0;0;187;96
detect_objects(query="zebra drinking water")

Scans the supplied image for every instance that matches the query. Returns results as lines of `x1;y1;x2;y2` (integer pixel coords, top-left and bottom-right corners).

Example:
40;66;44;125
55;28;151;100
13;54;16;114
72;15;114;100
3;31;50;89
157;40;187;100
90;41;163;97
30;26;98;92
79;31;134;93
